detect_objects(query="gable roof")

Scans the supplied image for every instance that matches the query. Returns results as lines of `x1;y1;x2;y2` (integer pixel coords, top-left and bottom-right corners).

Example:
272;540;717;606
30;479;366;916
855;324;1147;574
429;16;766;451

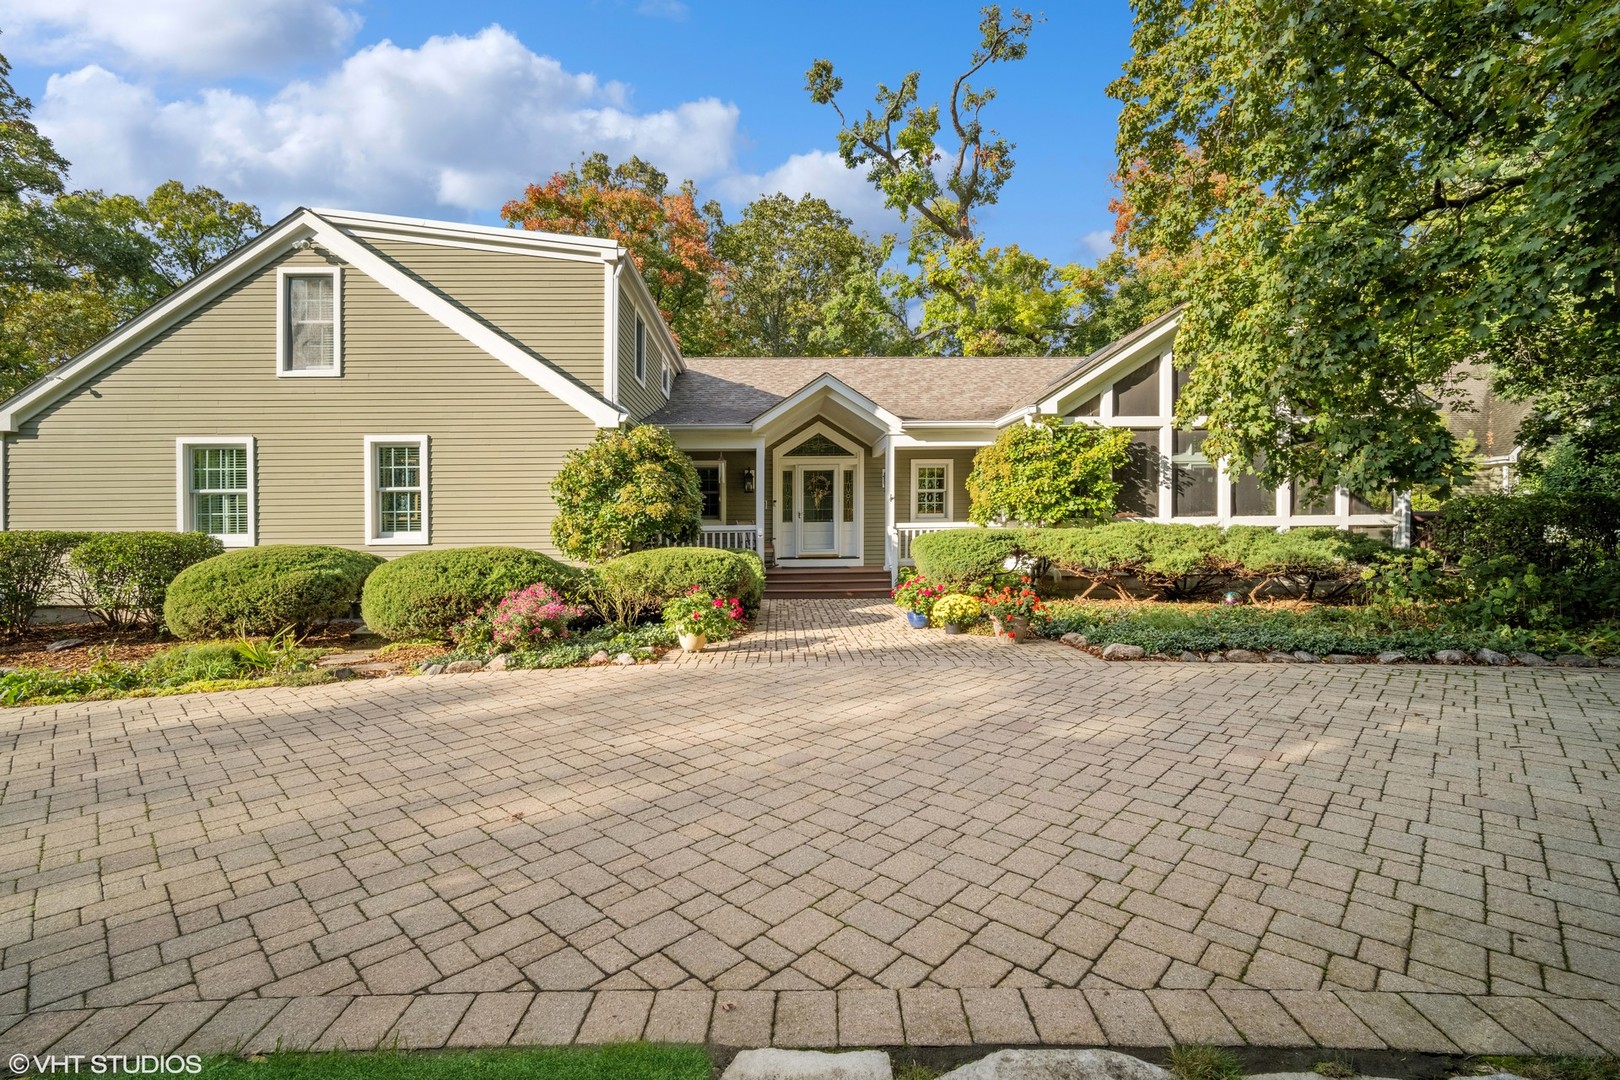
646;355;1080;427
0;208;631;432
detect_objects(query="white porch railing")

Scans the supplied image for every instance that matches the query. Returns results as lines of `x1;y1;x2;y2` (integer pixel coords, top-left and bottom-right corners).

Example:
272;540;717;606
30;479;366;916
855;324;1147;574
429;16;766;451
896;521;976;564
698;525;762;551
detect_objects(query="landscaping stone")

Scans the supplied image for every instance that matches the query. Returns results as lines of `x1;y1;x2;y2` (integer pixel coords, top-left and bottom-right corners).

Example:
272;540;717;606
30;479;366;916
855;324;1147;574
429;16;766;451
1100;643;1144;661
486;654;511;672
329;667;356;680
589;650;610;664
1204;654;1226;662
1060;633;1088;647
1178;651;1200;662
1224;649;1261;662
938;1049;1173;1080
1264;651;1299;663
318;651;376;667
443;659;484;674
613;653;637;665
1512;652;1549;666
1324;654;1360;663
1554;654;1599;667
1292;651;1320;663
45;638;84;652
721;1048;891;1080
1376;651;1407;664
1603;657;1620;667
351;663;398;676
1432;650;1469;664
420;664;445;677
1477;648;1512;665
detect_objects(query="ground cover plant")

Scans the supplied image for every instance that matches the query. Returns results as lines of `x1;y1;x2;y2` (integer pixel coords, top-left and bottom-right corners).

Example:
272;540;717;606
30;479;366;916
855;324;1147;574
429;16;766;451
201;1045;711;1080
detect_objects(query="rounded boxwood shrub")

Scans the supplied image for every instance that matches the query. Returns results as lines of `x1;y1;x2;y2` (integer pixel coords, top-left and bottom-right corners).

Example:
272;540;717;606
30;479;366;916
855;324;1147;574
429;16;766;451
910;528;1032;592
360;546;581;641
588;547;764;628
165;546;385;638
66;531;224;630
0;530;93;639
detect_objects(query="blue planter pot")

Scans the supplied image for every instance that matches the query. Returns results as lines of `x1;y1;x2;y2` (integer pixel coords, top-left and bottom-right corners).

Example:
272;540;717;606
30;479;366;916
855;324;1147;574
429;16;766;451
905;611;930;629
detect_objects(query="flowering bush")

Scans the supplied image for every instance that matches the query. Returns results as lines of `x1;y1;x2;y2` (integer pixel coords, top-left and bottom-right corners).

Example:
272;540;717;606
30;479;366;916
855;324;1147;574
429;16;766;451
450;582;584;653
662;585;745;640
892;574;946;616
931;593;982;628
980;578;1045;622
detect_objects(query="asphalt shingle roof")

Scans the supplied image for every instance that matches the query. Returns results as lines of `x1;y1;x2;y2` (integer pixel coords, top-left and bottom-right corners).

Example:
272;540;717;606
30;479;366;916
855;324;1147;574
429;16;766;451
646;355;1081;426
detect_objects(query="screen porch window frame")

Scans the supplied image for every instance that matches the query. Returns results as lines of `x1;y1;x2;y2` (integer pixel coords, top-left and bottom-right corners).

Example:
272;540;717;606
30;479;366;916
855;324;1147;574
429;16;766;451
693;460;724;522
911;459;953;521
364;435;430;545
275;266;343;377
176;437;256;546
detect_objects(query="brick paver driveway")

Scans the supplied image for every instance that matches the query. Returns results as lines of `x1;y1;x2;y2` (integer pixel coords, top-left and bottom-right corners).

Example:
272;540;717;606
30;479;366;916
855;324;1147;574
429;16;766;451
3;600;1619;1056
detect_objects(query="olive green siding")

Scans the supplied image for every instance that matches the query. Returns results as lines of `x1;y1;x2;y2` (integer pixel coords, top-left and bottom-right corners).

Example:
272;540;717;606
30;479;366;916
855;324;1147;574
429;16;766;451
617;285;672;421
894;448;979;523
759;417;884;567
5;247;598;555
369;238;607;392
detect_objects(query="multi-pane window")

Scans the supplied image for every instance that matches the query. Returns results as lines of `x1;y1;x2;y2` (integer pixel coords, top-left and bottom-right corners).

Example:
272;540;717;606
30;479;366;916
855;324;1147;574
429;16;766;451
1117;430;1162;516
1171;430;1218;517
914;463;949;519
367;437;428;542
695;465;722;520
281;271;339;374
189;446;250;539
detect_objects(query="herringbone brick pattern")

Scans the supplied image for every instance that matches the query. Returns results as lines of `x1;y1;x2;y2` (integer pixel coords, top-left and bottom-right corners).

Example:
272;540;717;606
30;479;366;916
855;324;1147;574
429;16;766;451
2;600;1618;1054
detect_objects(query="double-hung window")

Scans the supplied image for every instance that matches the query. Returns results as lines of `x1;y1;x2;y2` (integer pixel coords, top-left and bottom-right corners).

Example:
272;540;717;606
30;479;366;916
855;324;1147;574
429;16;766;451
277;266;342;376
694;463;723;521
365;436;429;544
912;460;952;520
178;438;255;545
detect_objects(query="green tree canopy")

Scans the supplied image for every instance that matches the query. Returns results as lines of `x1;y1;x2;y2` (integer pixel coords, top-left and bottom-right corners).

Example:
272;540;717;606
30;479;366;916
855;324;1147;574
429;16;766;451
1111;0;1620;495
551;425;703;562
966;416;1132;526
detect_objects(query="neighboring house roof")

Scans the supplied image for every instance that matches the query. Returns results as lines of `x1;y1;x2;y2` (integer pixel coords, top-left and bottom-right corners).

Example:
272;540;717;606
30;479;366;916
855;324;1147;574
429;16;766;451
1445;366;1530;460
646;355;1080;426
0;207;637;433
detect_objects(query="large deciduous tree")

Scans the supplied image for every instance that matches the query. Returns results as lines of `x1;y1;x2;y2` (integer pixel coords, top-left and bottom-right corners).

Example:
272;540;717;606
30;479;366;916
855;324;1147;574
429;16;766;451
710;193;893;356
1111;0;1620;495
502;153;723;352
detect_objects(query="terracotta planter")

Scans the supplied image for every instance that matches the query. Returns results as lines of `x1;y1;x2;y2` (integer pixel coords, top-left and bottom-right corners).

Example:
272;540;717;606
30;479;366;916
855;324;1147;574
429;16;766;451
999;615;1032;644
677;631;708;653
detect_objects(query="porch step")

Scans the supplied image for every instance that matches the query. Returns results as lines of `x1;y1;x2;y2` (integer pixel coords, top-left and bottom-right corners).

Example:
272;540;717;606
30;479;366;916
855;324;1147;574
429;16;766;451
765;566;893;599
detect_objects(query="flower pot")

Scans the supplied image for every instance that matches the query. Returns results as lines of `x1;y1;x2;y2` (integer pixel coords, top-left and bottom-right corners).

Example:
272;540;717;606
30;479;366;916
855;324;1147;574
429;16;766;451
904;611;929;629
943;624;962;636
1002;615;1031;644
677;631;707;653
990;616;1005;637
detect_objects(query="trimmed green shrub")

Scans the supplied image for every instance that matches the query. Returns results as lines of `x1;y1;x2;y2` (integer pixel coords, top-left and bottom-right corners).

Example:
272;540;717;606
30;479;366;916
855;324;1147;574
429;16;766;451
551;425;703;561
165;546;384;638
0;530;91;639
360;546;581;642
65;532;224;631
588;547;765;629
909;528;1033;592
1219;526;1380;600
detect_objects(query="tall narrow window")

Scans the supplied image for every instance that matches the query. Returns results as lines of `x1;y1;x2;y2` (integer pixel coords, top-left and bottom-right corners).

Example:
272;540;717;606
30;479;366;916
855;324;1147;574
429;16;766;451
912;461;951;520
1112;357;1161;416
178;439;254;545
634;316;647;384
1232;452;1276;517
694;464;722;520
1171;430;1217;517
842;470;855;523
781;471;792;522
366;436;429;544
1116;430;1162;516
277;268;341;376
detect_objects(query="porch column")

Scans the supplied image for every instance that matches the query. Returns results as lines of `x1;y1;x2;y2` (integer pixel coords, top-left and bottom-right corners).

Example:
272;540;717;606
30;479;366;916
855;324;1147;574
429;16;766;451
754;438;765;556
883;436;896;581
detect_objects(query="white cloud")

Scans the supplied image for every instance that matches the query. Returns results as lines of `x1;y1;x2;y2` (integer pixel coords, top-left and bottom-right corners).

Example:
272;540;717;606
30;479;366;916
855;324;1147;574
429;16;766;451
1080;229;1114;259
0;0;364;76
717;149;900;238
34;26;742;218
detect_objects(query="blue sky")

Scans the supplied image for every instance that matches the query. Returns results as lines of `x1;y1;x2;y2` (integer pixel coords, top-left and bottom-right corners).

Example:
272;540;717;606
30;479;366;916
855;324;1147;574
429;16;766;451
0;0;1137;266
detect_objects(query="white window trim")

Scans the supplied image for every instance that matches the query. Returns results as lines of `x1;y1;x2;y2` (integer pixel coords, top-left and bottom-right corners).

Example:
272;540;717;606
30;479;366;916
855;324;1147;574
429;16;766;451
692;458;725;522
661;359;671;395
276;265;343;378
176;437;256;547
911;458;953;521
634;315;648;386
364;435;430;545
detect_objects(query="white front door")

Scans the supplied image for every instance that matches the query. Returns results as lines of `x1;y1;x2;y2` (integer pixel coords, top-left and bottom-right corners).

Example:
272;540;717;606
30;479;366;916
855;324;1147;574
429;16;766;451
796;465;839;555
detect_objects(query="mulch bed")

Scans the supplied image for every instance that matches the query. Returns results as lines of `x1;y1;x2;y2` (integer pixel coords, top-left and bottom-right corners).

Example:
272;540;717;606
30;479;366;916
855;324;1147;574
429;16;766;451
1;625;371;675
